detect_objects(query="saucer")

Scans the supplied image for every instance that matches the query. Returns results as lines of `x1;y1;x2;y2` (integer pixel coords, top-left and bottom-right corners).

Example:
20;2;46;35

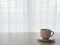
38;38;55;43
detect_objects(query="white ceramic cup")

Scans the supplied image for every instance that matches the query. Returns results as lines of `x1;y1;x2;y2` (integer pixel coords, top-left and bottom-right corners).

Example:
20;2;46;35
40;29;54;40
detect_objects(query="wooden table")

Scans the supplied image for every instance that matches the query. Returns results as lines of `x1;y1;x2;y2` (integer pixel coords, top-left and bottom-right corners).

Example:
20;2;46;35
0;32;60;45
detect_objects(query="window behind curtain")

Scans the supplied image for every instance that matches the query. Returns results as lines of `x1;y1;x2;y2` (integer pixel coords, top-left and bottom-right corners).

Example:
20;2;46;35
0;0;60;32
32;0;57;32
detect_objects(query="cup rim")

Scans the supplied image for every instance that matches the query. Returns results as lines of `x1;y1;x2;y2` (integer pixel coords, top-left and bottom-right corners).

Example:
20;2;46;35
41;29;50;30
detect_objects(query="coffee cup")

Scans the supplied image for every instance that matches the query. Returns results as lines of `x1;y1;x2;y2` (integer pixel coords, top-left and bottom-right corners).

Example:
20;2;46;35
40;29;54;40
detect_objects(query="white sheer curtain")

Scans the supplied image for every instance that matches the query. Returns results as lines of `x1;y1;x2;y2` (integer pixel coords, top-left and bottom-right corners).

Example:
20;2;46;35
0;0;59;33
57;0;60;32
32;0;57;32
0;0;27;32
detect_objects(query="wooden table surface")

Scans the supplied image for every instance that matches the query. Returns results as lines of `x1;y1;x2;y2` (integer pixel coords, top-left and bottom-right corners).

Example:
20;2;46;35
0;32;60;45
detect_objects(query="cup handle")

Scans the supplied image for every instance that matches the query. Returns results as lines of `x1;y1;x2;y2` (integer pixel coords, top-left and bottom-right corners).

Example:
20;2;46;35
50;31;54;37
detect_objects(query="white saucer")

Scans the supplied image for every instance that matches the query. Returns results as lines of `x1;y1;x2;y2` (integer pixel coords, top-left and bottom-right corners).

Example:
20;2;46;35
38;38;55;42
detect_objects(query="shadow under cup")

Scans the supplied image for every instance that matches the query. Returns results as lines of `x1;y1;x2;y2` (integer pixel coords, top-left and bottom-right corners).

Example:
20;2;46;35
40;29;54;40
